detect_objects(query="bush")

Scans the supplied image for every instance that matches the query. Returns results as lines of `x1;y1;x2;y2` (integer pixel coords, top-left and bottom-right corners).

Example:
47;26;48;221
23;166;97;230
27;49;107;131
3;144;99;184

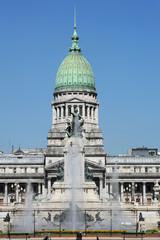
35;230;126;234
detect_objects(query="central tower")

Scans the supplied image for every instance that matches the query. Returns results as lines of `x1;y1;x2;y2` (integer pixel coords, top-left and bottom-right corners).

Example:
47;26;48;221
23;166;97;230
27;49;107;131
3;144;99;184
47;19;105;165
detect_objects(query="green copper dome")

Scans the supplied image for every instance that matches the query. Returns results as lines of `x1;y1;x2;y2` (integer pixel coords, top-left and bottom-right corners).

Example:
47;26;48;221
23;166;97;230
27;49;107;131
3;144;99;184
54;21;96;93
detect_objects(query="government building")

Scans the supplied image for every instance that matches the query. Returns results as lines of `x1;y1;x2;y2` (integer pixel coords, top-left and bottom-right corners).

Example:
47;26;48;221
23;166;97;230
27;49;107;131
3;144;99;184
0;19;160;233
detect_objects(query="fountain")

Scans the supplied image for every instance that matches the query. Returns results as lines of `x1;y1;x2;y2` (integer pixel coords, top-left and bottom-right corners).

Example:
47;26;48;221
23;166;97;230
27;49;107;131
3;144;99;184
64;108;85;230
11;108;136;232
13;183;34;233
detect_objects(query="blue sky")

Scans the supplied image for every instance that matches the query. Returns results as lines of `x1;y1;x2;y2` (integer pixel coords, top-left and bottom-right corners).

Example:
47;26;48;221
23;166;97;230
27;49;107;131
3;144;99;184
0;0;160;155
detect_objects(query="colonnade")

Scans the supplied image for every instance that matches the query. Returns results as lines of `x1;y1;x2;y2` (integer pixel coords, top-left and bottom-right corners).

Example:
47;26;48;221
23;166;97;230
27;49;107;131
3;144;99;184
52;104;98;122
1;182;44;204
106;181;158;204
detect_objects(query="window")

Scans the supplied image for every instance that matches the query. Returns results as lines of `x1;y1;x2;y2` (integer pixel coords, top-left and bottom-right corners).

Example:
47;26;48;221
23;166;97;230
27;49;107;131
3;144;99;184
13;168;16;173
0;184;4;193
125;198;129;203
74;105;77;112
63;106;66;117
93;108;96;119
90;107;92;117
145;167;148;173
136;198;141;203
79;106;82;116
68;106;71;116
55;108;57;119
59;107;61;118
85;106;88;117
156;167;159;173
134;167;141;173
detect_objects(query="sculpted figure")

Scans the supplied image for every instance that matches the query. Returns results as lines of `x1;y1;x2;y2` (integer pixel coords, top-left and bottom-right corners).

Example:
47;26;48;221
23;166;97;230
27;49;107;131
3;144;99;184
139;212;145;221
71;107;84;137
57;163;64;181
65;107;84;138
85;163;93;181
3;213;10;222
65;120;72;138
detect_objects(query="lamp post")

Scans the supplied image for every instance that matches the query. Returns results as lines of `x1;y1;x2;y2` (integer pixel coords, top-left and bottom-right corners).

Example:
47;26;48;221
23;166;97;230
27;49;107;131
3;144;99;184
131;183;138;203
11;184;25;203
124;184;132;203
19;187;25;203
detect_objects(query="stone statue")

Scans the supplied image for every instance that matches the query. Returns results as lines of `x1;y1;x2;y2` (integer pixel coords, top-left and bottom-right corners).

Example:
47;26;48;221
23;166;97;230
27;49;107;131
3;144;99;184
3;213;10;222
95;212;103;222
85;213;94;222
139;212;145;221
85;163;93;181
43;212;51;223
65;107;84;138
65;120;72;138
71;107;84;136
56;163;64;181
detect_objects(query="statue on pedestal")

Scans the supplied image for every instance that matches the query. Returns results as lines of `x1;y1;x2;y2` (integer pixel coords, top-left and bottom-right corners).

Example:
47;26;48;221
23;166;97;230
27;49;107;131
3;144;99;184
65;107;84;138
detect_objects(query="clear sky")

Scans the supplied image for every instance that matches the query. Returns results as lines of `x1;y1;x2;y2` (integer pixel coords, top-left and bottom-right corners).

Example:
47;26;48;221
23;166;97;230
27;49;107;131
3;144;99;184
0;0;160;155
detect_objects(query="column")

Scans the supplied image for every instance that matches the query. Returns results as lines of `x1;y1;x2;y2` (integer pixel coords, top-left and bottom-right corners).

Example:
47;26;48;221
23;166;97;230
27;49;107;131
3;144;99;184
52;107;55;122
4;183;8;204
131;182;134;203
16;183;19;203
142;182;146;204
66;104;68;117
71;105;73;114
93;108;96;120
99;177;103;200
106;182;109;199
57;107;59;120
95;106;98;124
48;178;51;199
87;106;90;120
42;182;46;196
91;107;93;122
38;183;41;194
120;182;124;202
110;182;112;196
26;183;30;193
82;104;85;118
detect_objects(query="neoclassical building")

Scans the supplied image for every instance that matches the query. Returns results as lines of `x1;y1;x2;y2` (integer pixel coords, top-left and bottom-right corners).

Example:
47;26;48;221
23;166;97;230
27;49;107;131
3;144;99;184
0;19;160;232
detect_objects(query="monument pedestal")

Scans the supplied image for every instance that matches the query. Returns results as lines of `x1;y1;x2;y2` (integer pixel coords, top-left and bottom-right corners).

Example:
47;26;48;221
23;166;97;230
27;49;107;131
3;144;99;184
51;181;99;202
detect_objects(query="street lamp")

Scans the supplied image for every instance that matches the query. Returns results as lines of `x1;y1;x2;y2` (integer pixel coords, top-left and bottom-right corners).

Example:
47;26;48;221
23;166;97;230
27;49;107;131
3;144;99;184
131;183;138;203
124;184;131;203
11;184;25;203
19;187;25;203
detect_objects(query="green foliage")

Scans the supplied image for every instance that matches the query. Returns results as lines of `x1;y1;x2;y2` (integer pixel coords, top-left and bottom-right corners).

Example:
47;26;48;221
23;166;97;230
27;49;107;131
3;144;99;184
35;230;126;234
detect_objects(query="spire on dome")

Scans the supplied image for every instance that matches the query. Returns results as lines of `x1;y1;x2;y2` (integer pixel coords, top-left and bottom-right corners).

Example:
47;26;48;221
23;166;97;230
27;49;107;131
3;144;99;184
73;6;77;36
69;7;81;52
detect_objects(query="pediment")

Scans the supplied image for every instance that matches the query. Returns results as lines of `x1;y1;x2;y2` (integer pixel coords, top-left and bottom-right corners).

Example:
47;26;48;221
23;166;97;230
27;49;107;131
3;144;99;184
85;159;106;171
45;159;64;170
67;97;84;103
45;158;105;172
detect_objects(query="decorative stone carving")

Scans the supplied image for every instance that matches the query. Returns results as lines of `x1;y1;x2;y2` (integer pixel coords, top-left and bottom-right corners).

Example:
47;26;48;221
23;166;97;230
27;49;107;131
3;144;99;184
85;163;93;181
